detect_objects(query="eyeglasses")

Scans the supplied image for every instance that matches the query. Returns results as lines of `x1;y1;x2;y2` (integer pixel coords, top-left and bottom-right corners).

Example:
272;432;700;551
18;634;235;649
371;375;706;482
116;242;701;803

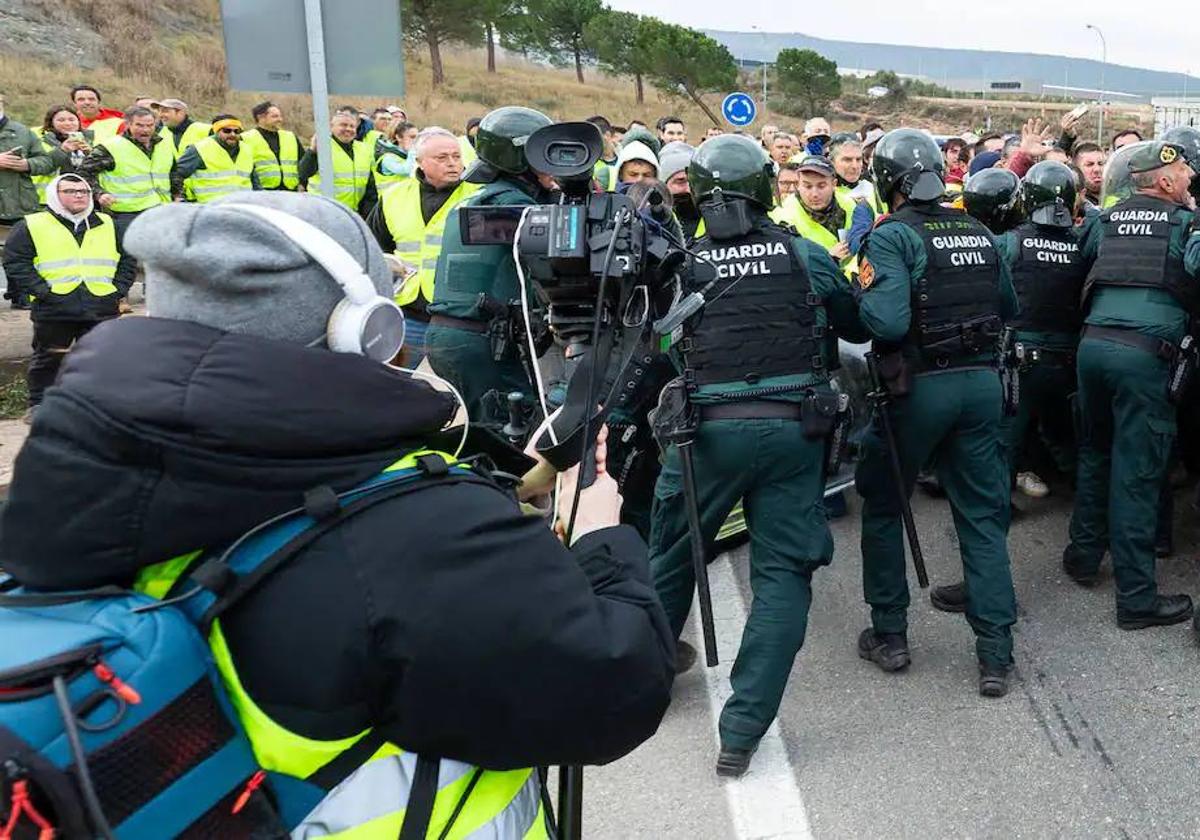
58;188;91;197
219;128;242;135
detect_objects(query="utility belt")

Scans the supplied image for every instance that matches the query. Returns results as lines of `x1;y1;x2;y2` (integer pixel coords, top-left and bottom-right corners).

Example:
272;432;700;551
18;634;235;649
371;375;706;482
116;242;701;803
1013;342;1076;371
430;313;487;334
917;314;1003;371
1083;324;1195;406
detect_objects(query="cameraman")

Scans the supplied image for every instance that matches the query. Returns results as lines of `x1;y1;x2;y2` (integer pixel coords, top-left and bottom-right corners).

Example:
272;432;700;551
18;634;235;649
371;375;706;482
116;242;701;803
427;106;555;425
1;192;675;838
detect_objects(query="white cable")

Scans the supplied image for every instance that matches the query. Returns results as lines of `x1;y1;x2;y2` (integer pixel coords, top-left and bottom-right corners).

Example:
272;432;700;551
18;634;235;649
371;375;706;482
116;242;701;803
389;364;470;458
513;205;558;445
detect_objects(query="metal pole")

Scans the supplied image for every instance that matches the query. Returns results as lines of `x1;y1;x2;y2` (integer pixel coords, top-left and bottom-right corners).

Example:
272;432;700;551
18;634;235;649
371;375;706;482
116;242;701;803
1086;24;1107;145
304;0;336;199
557;766;583;840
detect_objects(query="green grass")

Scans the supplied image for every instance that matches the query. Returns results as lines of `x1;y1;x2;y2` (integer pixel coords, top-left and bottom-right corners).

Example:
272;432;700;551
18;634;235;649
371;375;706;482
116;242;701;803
0;372;28;421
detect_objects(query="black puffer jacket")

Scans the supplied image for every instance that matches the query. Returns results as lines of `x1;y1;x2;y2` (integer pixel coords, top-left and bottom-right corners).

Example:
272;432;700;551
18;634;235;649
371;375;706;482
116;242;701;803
1;317;675;769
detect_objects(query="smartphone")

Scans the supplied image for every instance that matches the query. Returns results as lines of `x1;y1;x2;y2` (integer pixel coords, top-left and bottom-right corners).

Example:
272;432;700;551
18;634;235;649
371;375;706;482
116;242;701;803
1067;103;1091;122
68;132;85;142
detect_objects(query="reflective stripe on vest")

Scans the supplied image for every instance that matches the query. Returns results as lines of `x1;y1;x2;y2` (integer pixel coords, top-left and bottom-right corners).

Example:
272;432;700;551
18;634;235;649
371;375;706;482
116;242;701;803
374;151;413;194
778;193;859;277
97;135;174;212
131;449;546;840
87;116;124;141
309;140;374;210
26;211;119;297
242;129;301;189
30;133;57;205
383;179;480;306
188;137;255;202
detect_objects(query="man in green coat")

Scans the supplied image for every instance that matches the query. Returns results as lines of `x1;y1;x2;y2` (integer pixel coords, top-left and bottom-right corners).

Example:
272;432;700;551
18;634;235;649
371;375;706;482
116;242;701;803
427;106;553;425
647;135;867;778
0;99;57;308
1062;140;1199;630
853;129;1019;698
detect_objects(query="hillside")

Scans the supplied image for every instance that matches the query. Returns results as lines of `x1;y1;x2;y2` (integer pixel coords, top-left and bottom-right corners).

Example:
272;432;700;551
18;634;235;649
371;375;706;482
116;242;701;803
0;0;1149;139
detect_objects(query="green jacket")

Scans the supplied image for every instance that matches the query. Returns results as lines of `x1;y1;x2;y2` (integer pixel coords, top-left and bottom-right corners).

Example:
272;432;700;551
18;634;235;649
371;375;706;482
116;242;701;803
0;117;57;222
857;208;1018;363
1082;201;1199;344
683;229;868;404
429;178;541;320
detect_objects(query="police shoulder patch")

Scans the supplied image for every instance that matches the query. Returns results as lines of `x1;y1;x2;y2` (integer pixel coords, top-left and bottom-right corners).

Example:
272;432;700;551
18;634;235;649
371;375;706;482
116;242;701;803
857;257;876;290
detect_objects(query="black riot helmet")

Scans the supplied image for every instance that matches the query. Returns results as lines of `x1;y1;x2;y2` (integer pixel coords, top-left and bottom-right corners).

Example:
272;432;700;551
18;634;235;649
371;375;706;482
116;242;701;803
870;128;946;203
1162;126;1200;200
465;106;553;184
688;134;775;209
963;168;1024;233
1021;160;1077;228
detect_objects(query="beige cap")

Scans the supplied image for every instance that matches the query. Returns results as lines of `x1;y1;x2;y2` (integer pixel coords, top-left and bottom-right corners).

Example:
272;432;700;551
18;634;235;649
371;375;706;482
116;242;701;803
159;98;189;110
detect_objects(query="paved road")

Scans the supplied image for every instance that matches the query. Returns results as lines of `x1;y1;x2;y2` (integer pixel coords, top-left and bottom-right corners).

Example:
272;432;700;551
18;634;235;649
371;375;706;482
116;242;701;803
581;486;1200;839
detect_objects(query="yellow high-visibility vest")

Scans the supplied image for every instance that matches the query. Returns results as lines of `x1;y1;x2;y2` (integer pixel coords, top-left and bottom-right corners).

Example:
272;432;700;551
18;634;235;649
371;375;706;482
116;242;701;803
382;179;480;306
775;192;860;278
241;128;300;190
96;135;174;213
30;131;57;205
309;139;374;210
26;210;119;297
86;116;124;141
159;121;213;159
132;449;547;840
187;136;255;203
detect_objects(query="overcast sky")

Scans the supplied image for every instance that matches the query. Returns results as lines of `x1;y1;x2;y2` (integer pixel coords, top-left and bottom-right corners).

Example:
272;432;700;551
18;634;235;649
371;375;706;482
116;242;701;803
605;0;1194;78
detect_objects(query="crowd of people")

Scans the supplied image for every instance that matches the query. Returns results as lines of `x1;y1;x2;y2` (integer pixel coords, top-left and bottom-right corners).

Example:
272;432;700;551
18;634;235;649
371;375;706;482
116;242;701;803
1;78;1199;837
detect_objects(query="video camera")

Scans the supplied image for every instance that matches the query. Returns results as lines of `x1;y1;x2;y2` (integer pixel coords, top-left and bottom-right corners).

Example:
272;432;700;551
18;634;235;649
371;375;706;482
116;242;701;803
460;122;687;470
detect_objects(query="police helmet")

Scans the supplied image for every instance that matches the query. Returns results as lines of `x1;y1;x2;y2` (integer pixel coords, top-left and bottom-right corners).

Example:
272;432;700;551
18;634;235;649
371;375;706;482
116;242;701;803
1162;126;1200;199
688;134;775;209
1022;160;1077;228
963;168;1024;234
870;128;946;203
1099;140;1153;208
620;125;662;157
465;106;553;183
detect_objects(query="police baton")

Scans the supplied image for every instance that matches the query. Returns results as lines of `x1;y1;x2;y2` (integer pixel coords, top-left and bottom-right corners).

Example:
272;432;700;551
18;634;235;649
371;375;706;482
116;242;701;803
678;440;719;667
865;352;929;589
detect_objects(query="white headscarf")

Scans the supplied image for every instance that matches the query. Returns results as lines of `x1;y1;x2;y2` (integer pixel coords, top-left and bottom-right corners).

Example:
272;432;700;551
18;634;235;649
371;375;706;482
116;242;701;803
44;173;95;228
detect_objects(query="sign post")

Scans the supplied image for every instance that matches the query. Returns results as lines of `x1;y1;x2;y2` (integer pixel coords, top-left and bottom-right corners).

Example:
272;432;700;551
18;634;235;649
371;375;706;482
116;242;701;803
721;92;758;128
303;0;335;199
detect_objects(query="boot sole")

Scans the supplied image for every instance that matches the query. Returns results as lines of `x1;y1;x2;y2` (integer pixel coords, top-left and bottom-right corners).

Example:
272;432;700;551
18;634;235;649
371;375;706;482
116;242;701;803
979;679;1010;698
1117;612;1193;631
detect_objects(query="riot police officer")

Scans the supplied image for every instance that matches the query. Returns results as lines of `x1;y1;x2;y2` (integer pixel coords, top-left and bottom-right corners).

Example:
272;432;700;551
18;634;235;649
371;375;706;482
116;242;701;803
647;135;866;777
962;168;1024;235
426;106;553;423
854;128;1019;697
1063;140;1198;629
931;160;1095;613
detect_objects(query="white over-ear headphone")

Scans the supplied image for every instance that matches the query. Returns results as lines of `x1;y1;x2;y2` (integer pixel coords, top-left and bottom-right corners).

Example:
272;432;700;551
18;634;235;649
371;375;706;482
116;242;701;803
221;203;406;362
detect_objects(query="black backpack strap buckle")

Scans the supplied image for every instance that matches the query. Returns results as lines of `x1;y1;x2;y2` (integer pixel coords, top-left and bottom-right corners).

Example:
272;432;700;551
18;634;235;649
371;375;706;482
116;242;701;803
303;485;341;521
416;454;451;477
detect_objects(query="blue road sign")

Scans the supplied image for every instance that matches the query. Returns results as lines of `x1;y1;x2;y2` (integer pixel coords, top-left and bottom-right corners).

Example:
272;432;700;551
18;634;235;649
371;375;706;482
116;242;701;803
722;92;757;127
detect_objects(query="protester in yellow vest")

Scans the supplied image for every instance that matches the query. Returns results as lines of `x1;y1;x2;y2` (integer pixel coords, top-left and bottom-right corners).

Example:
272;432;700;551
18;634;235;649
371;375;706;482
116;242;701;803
31;106;94;205
79;106;177;237
774;155;873;279
241;101;301;191
0;174;134;412
177;116;260;203
299;111;376;215
71;84;124;140
370;127;479;367
373;121;420;194
829;135;883;215
0;191;674;839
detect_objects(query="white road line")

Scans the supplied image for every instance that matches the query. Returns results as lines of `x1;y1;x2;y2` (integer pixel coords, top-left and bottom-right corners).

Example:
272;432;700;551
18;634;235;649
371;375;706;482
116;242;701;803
695;555;815;840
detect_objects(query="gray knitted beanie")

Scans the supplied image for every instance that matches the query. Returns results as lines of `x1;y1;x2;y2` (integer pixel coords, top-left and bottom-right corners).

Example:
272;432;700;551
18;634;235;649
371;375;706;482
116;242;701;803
124;191;393;347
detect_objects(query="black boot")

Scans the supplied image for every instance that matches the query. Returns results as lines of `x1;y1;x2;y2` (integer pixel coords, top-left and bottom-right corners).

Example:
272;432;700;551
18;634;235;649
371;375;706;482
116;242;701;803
930;581;967;613
1117;594;1193;630
857;628;910;672
978;662;1012;698
675;639;698;674
1062;554;1099;588
715;743;758;778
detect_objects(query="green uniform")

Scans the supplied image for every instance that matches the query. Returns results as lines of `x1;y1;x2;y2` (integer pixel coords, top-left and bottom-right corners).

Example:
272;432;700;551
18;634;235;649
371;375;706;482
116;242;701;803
649;218;866;751
1064;197;1200;612
855;202;1019;667
427;178;539;423
997;216;1098;481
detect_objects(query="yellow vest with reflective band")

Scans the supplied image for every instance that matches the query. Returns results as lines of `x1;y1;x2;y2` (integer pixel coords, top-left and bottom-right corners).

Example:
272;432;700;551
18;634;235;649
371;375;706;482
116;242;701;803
188;136;255;203
309;139;374;210
25;211;119;298
30;132;57;205
594;160;618;192
133;449;547;840
776;193;859;278
241;128;300;190
159;121;213;159
87;116;124;141
363;130;383;157
837;182;881;215
97;135;174;213
373;151;412;194
383;179;480;307
458;135;477;167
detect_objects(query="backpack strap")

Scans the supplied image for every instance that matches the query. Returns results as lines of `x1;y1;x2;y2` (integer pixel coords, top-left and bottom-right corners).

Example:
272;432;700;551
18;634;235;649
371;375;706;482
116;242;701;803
0;585;130;607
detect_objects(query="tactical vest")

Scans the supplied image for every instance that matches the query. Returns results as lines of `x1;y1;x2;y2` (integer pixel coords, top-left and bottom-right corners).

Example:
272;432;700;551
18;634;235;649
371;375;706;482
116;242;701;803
1009;222;1088;334
683;221;825;386
885;203;1003;366
1083;194;1194;312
